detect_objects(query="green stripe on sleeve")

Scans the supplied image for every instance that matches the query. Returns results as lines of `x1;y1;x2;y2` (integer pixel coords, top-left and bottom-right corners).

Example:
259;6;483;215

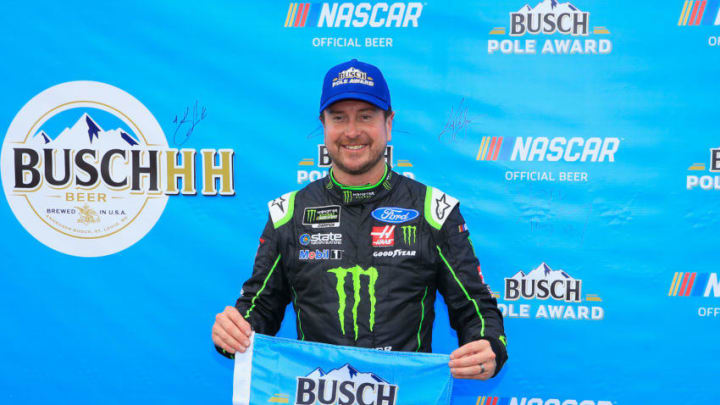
416;286;429;352
292;286;305;341
244;254;282;319
436;246;485;336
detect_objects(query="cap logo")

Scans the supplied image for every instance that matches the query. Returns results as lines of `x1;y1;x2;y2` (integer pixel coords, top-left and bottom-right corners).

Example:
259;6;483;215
332;67;374;88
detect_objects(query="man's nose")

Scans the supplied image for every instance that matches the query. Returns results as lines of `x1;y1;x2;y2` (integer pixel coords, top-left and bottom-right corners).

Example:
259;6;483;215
344;118;360;137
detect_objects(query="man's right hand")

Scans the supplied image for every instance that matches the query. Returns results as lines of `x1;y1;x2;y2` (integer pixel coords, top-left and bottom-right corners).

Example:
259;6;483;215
212;306;253;354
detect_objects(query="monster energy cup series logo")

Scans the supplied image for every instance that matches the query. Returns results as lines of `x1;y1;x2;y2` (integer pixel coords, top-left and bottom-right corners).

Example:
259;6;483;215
327;266;377;340
303;205;341;228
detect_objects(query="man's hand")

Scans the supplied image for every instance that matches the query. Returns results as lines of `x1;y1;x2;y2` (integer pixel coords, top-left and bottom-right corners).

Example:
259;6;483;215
212;306;253;354
448;339;497;380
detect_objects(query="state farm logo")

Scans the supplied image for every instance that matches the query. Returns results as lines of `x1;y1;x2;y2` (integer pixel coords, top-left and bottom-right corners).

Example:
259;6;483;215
371;225;394;247
1;81;234;257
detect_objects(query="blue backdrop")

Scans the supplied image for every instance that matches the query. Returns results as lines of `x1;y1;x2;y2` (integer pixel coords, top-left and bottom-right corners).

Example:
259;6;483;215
1;1;718;404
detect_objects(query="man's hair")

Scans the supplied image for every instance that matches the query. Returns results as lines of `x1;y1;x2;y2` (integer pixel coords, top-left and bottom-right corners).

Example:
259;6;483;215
319;107;393;123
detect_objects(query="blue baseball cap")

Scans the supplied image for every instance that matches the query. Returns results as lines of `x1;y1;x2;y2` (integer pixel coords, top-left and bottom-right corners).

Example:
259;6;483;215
319;59;391;113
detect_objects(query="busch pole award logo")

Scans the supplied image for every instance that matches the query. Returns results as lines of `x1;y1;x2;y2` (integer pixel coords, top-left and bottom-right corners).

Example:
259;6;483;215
1;81;234;257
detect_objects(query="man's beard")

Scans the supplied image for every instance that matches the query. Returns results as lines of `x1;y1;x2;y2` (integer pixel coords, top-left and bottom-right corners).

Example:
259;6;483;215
328;145;386;176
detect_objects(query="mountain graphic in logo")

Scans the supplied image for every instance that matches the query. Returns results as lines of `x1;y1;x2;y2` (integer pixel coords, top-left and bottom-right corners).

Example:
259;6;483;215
305;363;387;384
30;112;140;149
509;262;573;281
518;0;580;14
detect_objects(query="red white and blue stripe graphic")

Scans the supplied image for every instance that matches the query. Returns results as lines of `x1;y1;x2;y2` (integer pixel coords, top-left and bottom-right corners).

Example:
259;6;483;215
678;1;720;25
475;396;501;405
285;3;309;27
668;272;710;296
476;396;517;405
476;136;515;161
285;3;322;27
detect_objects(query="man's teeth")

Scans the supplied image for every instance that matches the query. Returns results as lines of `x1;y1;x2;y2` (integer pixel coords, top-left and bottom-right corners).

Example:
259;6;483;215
345;145;365;150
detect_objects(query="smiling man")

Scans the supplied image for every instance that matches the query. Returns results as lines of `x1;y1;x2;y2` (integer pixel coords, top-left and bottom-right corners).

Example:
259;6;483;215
212;59;507;380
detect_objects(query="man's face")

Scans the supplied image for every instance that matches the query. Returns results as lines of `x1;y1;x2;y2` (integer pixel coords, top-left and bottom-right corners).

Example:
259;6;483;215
322;99;393;177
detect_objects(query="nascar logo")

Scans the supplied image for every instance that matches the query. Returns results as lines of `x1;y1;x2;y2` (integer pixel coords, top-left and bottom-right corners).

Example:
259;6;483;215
284;2;423;28
668;272;720;297
475;397;611;405
678;0;720;25
476;136;620;162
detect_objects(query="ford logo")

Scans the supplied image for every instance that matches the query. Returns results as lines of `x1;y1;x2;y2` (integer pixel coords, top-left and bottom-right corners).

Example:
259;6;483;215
371;207;419;224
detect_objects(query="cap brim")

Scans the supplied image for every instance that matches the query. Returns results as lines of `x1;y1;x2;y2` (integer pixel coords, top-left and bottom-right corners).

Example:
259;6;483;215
319;92;389;113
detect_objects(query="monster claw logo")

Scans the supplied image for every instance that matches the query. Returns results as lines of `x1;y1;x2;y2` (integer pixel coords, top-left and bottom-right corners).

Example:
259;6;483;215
327;265;378;340
343;190;352;203
401;225;416;245
306;209;317;223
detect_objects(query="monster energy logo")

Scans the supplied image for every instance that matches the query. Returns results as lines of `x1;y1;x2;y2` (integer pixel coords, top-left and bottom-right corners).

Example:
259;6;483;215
343;190;352;203
327;265;378;340
402;225;416;245
305;209;316;222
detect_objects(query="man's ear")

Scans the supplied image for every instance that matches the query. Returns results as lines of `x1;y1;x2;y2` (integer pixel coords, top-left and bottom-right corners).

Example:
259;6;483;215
386;111;395;142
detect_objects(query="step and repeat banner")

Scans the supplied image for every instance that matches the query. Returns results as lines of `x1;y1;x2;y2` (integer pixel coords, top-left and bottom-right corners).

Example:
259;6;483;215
1;1;718;404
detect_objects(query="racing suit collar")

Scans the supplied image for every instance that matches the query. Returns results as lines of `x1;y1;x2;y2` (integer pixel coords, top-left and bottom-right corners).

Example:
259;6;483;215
325;164;397;205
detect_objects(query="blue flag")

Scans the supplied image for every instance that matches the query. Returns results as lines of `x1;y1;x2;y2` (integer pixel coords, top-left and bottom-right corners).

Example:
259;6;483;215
233;334;453;405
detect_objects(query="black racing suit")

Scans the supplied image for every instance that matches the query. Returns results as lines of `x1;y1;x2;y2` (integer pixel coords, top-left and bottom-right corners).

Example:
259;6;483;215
218;166;507;375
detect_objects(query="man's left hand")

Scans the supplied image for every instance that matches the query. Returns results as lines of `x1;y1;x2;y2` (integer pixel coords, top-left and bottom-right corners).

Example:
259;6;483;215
448;339;496;380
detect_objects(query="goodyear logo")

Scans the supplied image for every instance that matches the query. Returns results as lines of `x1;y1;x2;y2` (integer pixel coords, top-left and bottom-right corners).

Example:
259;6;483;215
284;2;423;28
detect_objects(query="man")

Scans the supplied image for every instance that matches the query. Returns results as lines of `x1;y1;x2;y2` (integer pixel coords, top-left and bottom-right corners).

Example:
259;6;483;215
212;59;507;380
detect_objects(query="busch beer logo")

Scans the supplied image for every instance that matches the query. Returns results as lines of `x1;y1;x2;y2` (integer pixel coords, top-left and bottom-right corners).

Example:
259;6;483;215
0;81;234;257
511;1;590;36
296;364;397;405
327;266;378;340
505;263;582;302
371;225;394;247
